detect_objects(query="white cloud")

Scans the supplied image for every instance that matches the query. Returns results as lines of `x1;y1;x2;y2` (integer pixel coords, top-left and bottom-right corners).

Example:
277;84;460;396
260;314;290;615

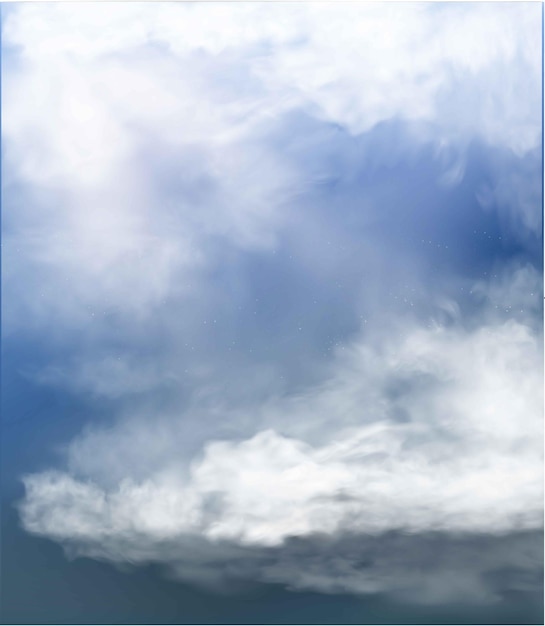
258;3;541;153
4;2;540;176
2;2;540;334
19;279;543;598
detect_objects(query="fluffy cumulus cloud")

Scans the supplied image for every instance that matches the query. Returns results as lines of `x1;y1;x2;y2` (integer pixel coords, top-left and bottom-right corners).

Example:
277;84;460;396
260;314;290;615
19;274;544;601
4;1;543;606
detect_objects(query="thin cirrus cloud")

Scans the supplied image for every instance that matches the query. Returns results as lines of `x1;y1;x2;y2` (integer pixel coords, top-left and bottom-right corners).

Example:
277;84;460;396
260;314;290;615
3;1;543;608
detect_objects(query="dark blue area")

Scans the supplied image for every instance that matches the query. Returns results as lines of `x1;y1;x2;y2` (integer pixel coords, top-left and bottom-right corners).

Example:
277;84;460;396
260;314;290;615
277;116;541;275
2;336;98;500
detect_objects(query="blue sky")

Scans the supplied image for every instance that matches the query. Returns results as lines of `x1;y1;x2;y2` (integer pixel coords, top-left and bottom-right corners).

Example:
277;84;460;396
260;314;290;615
1;2;543;624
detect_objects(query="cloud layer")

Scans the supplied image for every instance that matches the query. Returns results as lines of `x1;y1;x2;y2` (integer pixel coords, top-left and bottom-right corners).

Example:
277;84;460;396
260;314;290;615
4;2;543;606
19;276;543;600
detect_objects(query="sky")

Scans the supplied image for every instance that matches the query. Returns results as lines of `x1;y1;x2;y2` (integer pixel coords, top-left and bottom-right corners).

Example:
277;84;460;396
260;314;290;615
1;2;543;624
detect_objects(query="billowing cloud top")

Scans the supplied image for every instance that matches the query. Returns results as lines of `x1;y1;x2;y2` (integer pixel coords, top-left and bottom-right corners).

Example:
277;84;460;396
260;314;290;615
3;1;543;607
